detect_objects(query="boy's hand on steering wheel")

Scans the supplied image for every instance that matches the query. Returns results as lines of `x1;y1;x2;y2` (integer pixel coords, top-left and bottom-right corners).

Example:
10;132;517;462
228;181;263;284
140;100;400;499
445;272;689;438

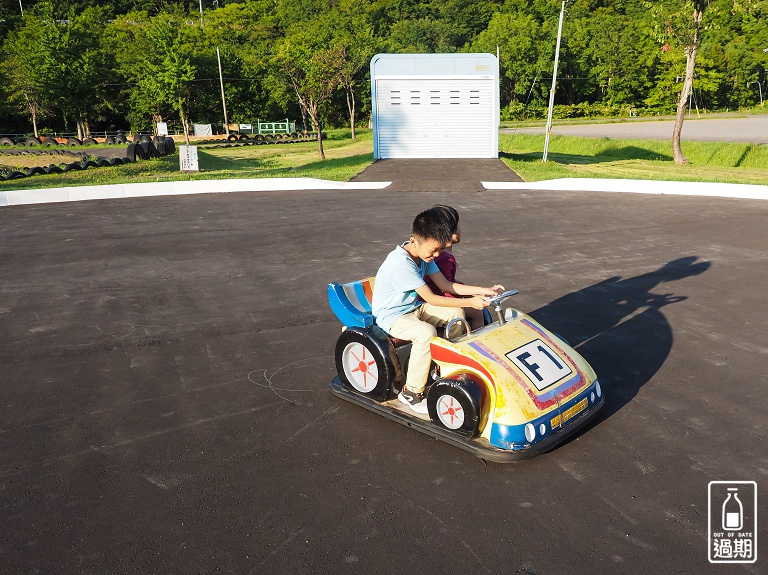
467;295;490;310
481;285;505;297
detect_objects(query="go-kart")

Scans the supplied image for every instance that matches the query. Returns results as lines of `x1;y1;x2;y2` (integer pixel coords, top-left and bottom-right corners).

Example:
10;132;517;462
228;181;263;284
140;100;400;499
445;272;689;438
327;277;605;462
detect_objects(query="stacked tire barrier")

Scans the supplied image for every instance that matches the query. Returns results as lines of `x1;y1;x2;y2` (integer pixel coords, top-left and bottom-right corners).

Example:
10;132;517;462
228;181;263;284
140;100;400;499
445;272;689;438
198;132;327;149
0;134;176;182
125;135;176;161
0;134;130;147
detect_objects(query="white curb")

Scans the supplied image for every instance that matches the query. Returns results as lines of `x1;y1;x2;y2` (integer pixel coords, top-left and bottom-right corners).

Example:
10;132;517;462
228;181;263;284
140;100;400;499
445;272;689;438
482;178;768;201
0;178;392;207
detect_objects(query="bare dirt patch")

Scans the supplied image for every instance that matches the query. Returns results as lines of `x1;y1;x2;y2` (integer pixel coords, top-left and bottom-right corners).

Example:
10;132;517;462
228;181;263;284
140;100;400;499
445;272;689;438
0;151;86;171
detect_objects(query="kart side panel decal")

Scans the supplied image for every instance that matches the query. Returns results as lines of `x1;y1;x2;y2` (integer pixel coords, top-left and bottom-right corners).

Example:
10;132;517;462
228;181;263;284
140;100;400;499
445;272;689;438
430;343;496;389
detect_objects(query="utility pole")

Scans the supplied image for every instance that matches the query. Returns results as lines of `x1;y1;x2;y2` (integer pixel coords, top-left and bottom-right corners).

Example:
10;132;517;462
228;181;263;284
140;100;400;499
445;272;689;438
217;47;230;136
543;0;569;163
198;0;204;26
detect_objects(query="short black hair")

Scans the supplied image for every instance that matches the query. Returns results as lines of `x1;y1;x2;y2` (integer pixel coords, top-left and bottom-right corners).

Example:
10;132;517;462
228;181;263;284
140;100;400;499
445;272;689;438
411;208;453;246
431;204;459;235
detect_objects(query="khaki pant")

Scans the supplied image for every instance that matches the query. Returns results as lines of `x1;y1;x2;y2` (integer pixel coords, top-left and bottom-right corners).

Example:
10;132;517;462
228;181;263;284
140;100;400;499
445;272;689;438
388;303;465;394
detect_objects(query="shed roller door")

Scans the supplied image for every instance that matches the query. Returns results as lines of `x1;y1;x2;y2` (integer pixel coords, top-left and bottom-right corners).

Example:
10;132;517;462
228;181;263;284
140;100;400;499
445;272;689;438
376;78;496;159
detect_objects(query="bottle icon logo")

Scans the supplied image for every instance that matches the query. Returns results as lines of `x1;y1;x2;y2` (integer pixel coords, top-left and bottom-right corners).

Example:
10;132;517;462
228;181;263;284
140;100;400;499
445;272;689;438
708;481;757;564
722;488;743;531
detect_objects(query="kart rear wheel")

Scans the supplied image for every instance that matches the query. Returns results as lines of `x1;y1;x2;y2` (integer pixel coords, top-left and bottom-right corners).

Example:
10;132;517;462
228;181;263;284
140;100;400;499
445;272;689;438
335;328;395;402
427;377;481;437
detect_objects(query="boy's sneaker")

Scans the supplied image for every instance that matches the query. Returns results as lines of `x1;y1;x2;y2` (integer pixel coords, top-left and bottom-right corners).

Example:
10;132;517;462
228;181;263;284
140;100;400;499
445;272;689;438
398;388;429;415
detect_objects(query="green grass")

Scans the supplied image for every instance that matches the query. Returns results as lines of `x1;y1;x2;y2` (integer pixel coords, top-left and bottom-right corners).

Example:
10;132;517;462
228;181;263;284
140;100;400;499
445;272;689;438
0;129;375;191
3;125;768;191
500;133;768;185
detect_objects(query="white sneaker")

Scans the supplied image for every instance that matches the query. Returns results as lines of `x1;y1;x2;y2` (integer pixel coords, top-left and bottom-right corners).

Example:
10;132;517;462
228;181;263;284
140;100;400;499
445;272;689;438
398;388;429;414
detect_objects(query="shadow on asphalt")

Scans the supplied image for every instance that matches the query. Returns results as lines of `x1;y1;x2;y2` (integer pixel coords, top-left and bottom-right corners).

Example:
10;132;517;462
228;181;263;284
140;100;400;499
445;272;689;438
529;256;711;425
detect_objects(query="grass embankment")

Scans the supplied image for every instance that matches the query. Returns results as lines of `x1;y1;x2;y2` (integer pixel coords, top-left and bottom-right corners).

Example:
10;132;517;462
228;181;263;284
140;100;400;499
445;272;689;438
2;126;767;190
0;129;375;191
500;133;768;185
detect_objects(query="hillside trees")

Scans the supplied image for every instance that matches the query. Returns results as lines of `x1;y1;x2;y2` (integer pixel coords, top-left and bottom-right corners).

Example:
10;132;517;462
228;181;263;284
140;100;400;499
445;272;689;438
199;1;282;124
332;1;378;139
110;9;197;142
470;12;544;107
0;0;766;143
57;6;113;139
0;2;60;138
568;6;659;107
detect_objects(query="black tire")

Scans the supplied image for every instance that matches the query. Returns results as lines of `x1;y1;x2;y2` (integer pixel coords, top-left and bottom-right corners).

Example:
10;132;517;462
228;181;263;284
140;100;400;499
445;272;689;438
45;165;63;174
335;327;396;402
96;158;110;167
0;137;14;146
226;134;238;141
114;134;128;144
82;137;97;146
41;137;57;147
427;376;482;438
5;170;25;179
25;166;45;176
82;160;98;168
125;143;138;161
163;138;175;155
134;144;149;160
141;140;159;158
67;137;82;146
104;136;116;145
24;137;41;147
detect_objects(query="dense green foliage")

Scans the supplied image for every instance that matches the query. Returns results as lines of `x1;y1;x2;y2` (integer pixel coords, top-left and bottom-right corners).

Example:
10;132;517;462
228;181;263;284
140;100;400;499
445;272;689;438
1;0;766;136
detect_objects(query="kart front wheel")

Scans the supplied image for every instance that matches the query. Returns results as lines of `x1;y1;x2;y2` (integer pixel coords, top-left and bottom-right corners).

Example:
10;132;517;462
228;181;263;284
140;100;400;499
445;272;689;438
335;329;394;401
427;377;481;438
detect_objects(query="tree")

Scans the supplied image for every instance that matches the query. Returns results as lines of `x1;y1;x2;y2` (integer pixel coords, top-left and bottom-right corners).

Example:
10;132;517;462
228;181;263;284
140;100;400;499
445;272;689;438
567;6;659;107
0;2;60;137
273;19;348;159
57;6;112;138
110;9;197;141
646;0;709;164
201;0;284;125
332;1;377;139
470;11;543;107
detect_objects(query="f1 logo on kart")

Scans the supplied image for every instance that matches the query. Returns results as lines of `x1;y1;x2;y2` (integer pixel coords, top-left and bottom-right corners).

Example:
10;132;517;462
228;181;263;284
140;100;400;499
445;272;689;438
507;339;573;391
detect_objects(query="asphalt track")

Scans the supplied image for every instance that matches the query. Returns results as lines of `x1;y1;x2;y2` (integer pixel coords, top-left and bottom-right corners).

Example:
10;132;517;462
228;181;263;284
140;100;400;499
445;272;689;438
504;114;768;144
1;159;767;574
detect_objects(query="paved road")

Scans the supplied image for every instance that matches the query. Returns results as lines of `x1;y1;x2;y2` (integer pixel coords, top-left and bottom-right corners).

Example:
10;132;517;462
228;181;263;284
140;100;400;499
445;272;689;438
504;114;768;144
1;161;766;574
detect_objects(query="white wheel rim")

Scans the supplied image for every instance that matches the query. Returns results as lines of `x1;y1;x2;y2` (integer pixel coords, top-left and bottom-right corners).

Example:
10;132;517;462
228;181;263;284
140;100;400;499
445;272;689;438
436;394;465;429
342;342;379;393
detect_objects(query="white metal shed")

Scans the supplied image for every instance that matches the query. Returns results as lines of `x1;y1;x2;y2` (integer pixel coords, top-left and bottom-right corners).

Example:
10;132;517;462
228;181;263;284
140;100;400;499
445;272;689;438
370;53;499;159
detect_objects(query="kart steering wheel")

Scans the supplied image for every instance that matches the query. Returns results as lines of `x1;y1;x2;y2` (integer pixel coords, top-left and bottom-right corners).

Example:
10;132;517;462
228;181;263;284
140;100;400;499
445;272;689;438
485;289;519;306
